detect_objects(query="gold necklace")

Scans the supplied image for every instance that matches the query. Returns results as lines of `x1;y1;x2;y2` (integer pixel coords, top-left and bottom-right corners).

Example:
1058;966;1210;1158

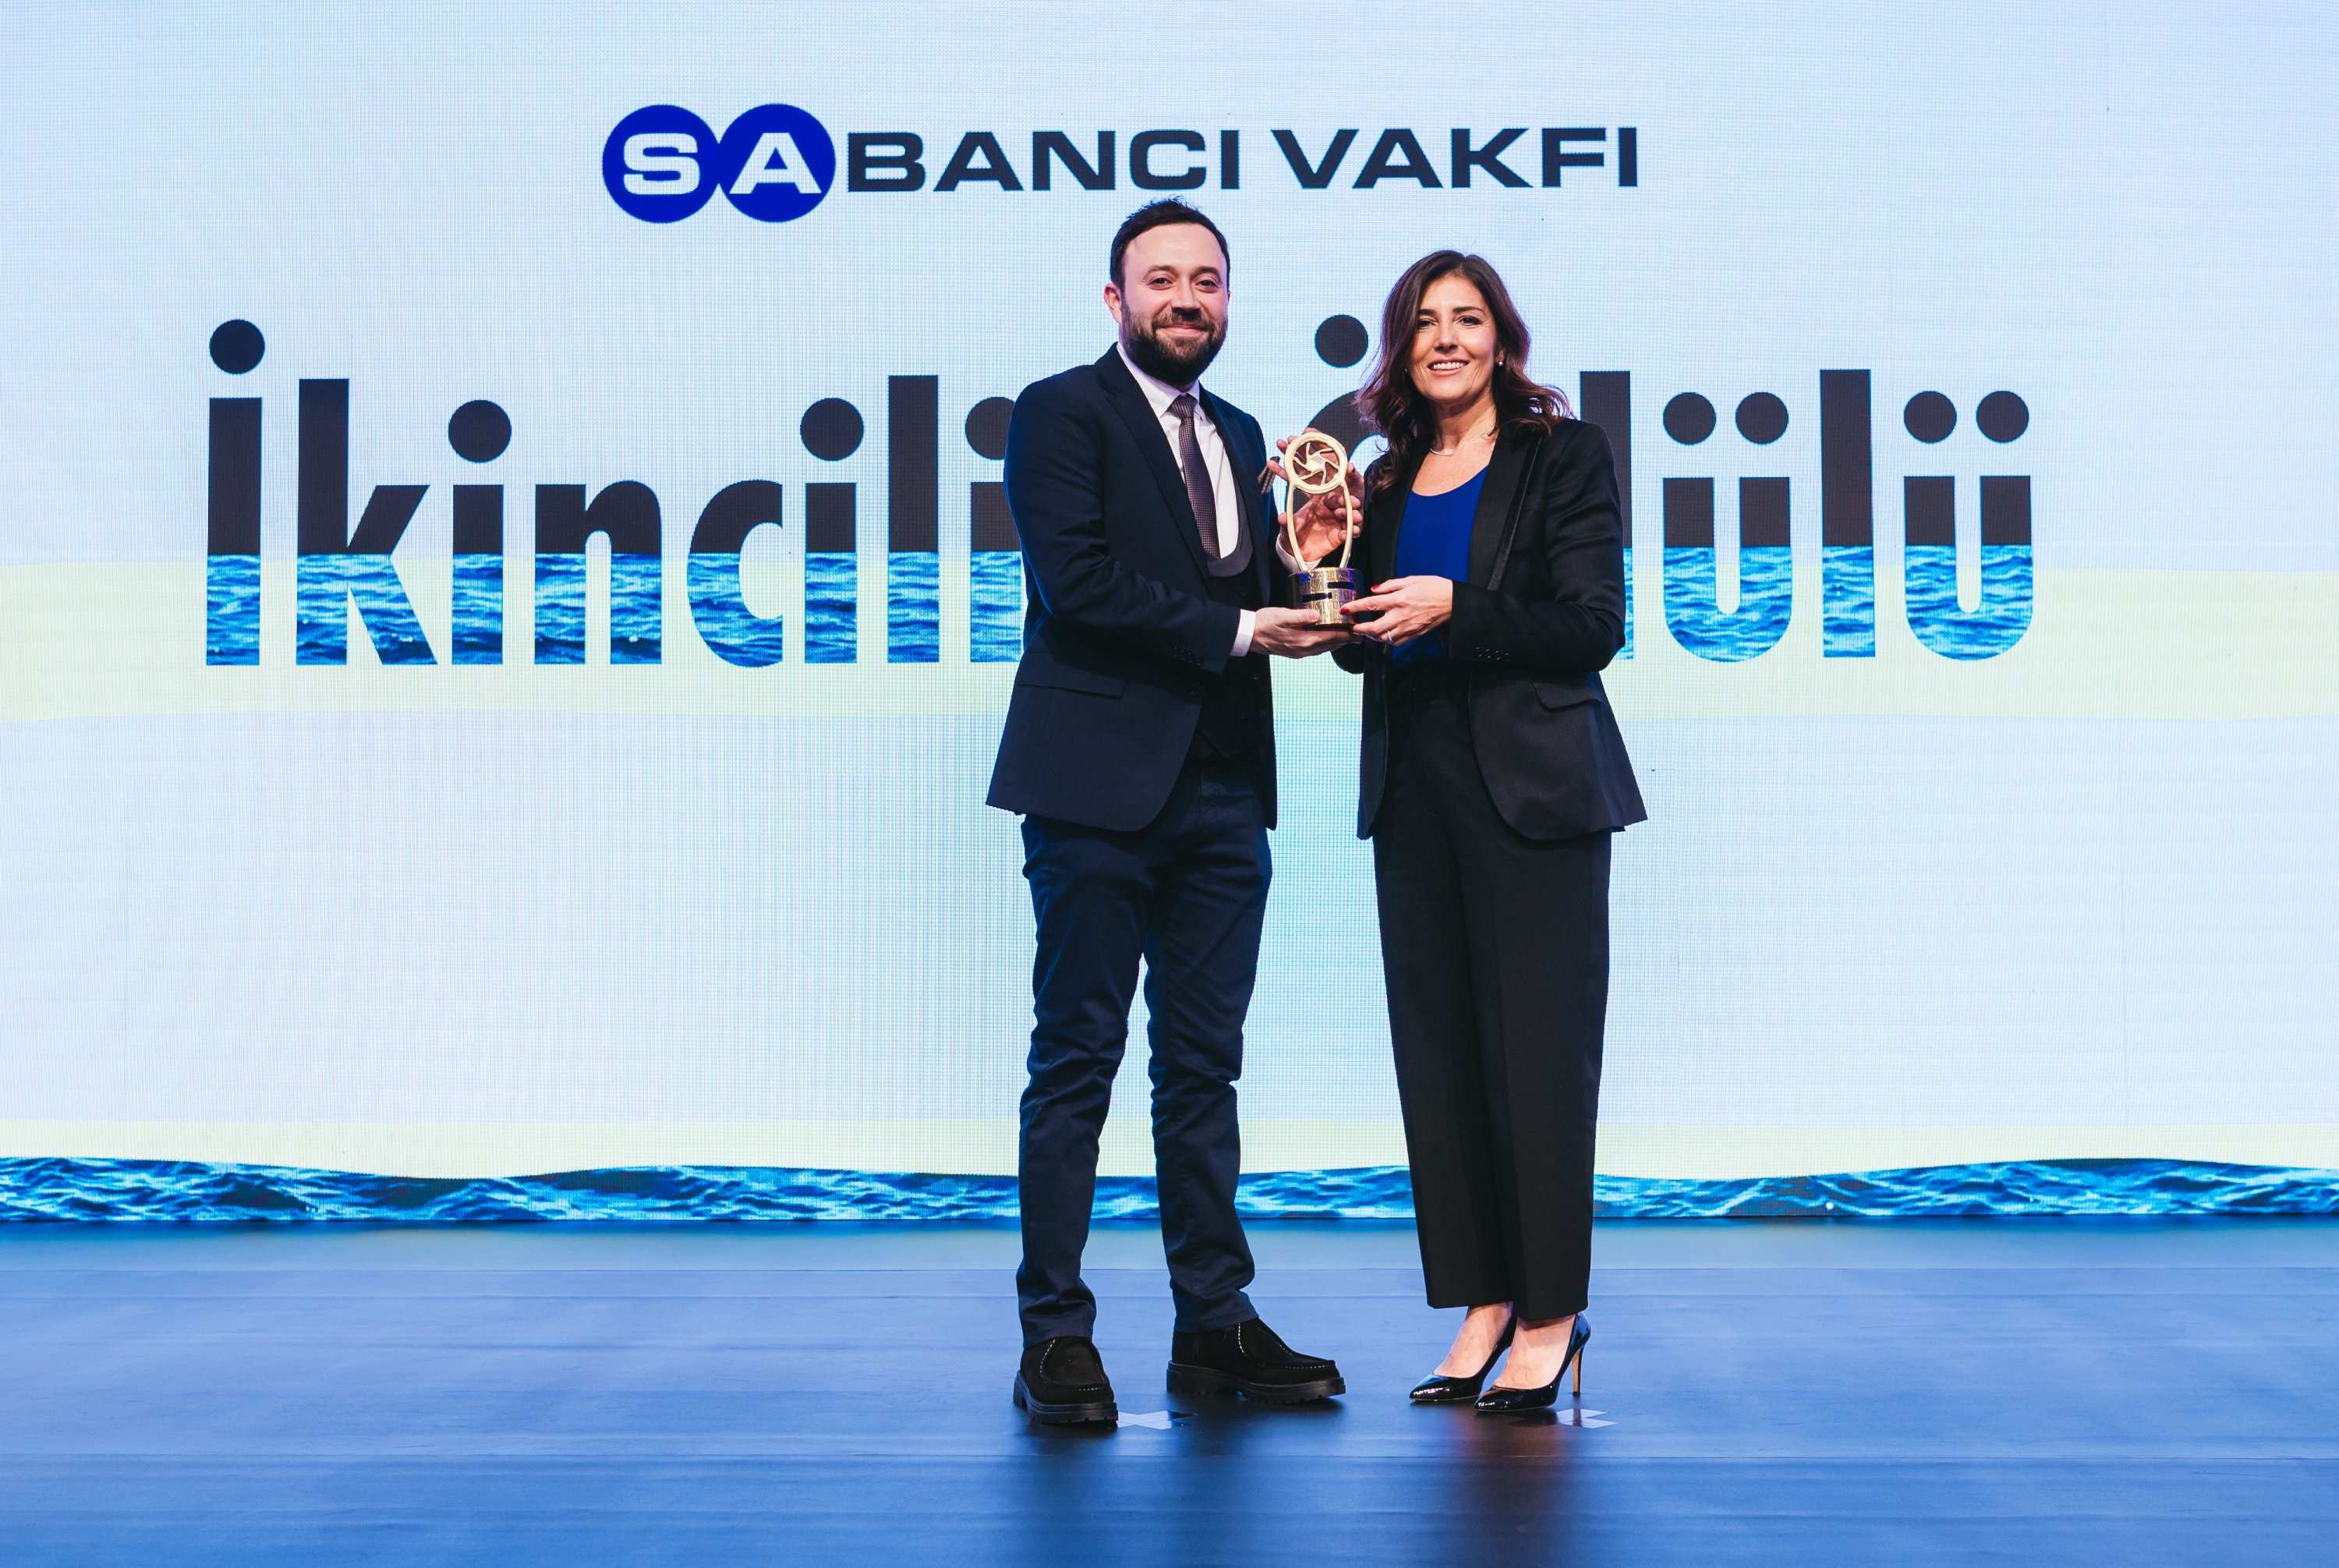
1428;426;1495;456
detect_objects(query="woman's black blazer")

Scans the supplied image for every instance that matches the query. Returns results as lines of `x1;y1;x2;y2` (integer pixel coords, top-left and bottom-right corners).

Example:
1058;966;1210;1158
1334;419;1647;841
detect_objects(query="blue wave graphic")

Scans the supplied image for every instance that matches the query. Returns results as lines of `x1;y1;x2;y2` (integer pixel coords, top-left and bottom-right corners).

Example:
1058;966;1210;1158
451;555;503;664
970;552;1024;663
204;554;260;665
533;553;662;665
5;1159;2332;1223
687;554;786;667
1822;544;1875;657
296;554;436;665
1664;545;1792;662
805;553;857;664
1617;545;1633;660
1906;543;2033;660
888;551;939;663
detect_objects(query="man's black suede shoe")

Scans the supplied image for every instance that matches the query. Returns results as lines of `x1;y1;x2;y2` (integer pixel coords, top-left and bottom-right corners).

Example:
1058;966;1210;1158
1014;1336;1118;1425
1166;1316;1345;1403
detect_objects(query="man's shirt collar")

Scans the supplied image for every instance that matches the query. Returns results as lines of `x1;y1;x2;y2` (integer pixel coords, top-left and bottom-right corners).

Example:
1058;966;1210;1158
1116;340;1204;419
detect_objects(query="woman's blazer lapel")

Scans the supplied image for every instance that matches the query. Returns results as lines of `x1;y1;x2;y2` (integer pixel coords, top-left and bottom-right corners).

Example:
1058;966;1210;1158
1368;455;1419;587
1371;433;1535;590
1465;432;1535;589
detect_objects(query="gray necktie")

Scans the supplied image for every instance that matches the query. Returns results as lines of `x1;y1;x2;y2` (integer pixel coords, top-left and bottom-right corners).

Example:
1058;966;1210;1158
1168;393;1219;561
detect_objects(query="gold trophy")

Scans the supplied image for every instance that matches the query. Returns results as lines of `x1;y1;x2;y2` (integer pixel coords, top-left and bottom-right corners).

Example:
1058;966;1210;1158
1278;428;1360;626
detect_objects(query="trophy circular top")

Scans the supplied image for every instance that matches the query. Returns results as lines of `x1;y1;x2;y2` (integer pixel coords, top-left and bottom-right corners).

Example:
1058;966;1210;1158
1282;428;1352;496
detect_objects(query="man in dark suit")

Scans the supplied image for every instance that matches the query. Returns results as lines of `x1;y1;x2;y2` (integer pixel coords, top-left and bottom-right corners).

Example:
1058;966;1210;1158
989;200;1351;1425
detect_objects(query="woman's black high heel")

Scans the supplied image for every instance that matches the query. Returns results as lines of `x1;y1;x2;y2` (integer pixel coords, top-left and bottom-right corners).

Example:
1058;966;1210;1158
1409;1313;1516;1403
1474;1312;1590;1412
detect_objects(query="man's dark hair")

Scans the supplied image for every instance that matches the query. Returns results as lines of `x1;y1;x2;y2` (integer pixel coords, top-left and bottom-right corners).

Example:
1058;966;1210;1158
1108;200;1230;290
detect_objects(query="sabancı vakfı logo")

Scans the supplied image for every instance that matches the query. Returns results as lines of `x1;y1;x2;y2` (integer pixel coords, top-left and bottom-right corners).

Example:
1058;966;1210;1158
603;103;836;223
603;110;1645;223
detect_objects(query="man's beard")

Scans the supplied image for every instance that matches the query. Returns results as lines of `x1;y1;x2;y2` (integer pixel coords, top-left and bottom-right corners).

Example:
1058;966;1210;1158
1122;309;1226;385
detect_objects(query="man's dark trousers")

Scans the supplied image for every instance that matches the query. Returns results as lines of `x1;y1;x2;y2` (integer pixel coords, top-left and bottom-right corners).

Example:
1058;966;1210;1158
1017;752;1267;1344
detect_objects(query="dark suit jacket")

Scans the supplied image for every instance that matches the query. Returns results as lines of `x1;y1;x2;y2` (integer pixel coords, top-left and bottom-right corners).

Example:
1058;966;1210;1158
1336;419;1648;841
986;348;1285;832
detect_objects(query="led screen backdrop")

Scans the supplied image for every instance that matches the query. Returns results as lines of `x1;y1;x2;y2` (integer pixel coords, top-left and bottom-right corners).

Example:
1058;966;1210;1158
2;2;2334;1216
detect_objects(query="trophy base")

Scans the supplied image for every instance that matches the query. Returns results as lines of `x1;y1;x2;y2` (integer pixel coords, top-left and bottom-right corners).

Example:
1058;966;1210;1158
1294;566;1357;626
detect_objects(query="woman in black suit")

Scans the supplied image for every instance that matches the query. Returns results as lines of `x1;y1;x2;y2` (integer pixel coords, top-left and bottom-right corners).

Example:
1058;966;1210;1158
1286;251;1644;1408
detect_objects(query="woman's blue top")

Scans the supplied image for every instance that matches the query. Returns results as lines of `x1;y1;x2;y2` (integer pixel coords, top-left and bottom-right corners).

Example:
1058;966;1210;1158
1389;467;1486;665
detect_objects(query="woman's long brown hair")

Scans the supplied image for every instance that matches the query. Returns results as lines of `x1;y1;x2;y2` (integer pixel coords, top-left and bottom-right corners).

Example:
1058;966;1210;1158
1357;250;1571;495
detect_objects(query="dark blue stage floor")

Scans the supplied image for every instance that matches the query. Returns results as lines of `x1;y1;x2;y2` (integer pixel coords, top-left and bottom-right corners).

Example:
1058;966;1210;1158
2;1219;2334;1565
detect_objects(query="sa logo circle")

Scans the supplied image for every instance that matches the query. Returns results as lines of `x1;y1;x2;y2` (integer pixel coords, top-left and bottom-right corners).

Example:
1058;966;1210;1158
603;104;835;224
714;104;836;222
602;105;719;223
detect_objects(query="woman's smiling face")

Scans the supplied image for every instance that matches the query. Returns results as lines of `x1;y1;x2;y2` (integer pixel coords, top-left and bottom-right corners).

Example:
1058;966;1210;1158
1408;272;1499;416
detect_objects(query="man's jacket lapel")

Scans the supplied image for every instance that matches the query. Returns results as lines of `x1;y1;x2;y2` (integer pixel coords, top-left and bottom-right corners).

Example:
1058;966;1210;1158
1097;348;1209;577
1202;386;1276;601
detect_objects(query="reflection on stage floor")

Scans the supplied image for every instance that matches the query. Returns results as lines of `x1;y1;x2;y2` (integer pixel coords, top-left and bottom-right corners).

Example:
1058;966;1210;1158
2;1219;2334;1565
